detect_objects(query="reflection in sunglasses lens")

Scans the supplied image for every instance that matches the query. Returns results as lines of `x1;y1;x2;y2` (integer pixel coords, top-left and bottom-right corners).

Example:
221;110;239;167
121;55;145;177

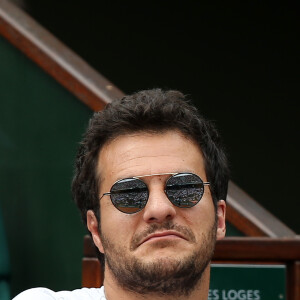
166;174;204;208
111;178;148;213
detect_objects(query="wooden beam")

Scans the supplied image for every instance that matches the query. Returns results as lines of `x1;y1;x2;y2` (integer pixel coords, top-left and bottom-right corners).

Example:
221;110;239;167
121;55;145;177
82;258;102;288
226;181;296;237
214;237;300;261
287;261;300;300
0;0;123;111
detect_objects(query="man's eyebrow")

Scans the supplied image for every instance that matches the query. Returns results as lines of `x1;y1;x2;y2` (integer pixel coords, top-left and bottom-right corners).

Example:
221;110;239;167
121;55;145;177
104;170;200;183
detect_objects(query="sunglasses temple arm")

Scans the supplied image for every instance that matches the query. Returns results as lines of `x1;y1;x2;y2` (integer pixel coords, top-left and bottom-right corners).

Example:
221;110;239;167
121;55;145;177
99;192;111;200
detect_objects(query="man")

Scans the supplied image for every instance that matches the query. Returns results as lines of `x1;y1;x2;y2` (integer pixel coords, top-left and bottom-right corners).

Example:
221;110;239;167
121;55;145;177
14;89;228;300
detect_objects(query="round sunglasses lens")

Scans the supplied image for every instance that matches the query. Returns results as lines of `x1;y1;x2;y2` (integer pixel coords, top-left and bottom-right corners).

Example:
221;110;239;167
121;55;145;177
166;173;204;208
110;178;148;213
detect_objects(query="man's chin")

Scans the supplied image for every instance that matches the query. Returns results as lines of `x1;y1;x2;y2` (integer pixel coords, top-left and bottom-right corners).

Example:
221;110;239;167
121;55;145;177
105;248;210;297
135;252;185;268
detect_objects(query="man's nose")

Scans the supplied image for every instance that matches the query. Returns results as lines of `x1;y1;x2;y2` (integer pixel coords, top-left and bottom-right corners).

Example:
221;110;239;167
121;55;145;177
142;184;177;223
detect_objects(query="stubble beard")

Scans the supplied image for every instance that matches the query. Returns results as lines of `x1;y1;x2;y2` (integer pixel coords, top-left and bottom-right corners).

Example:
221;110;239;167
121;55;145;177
99;218;218;297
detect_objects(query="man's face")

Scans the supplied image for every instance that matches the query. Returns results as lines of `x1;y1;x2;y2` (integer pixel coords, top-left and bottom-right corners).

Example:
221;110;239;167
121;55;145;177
88;130;226;295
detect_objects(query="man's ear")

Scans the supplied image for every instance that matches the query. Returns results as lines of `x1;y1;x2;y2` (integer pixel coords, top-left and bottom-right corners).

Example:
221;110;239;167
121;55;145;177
87;210;104;253
216;200;226;240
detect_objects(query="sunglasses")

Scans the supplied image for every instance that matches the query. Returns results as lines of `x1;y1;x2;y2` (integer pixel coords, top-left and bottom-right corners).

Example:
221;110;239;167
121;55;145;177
99;172;210;214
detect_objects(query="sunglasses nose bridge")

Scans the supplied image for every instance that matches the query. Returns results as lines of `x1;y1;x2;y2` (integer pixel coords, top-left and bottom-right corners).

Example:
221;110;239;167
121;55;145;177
142;182;177;223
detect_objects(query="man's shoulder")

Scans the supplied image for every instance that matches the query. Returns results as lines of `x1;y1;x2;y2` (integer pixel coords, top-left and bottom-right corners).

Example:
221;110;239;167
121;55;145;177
13;286;106;300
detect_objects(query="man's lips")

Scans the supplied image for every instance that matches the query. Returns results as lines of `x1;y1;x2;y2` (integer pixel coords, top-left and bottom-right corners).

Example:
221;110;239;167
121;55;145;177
138;231;187;246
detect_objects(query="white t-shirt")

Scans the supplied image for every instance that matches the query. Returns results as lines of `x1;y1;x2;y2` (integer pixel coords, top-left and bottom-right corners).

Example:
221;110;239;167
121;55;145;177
12;286;106;300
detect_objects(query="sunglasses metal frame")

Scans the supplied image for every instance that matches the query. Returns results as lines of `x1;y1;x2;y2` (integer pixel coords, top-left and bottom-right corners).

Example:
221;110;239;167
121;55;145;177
99;172;210;214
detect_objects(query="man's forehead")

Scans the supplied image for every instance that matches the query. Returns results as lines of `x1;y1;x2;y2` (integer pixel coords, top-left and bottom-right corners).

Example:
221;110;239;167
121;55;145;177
98;130;200;164
96;130;206;185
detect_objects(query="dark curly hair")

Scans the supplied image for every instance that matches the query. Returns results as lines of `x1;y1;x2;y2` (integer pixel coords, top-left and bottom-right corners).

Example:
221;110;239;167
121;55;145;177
72;89;229;226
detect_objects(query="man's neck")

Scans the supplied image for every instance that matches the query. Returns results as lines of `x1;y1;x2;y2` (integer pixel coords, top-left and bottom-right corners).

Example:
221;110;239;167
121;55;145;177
103;266;211;300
